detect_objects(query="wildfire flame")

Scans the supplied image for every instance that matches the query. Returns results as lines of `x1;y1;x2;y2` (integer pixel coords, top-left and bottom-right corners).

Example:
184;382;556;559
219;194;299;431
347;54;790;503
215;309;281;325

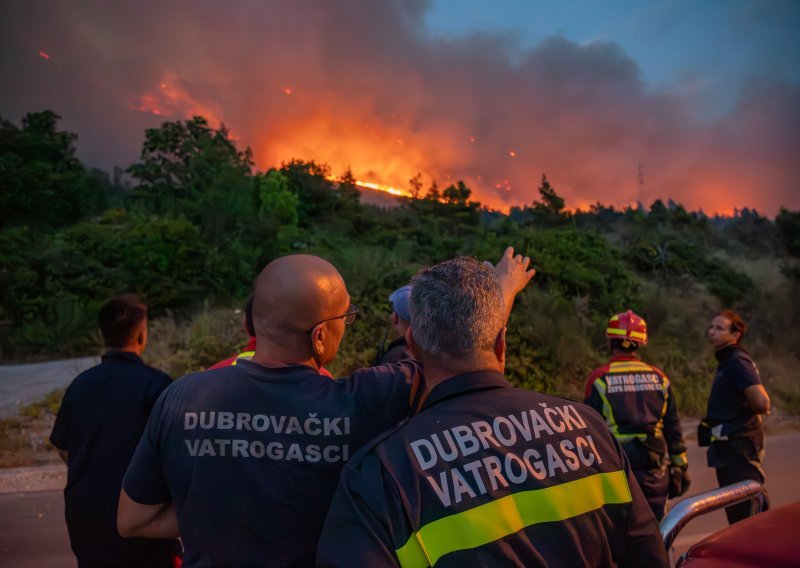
122;68;534;211
327;176;412;198
352;179;410;197
129;75;224;126
129;94;172;116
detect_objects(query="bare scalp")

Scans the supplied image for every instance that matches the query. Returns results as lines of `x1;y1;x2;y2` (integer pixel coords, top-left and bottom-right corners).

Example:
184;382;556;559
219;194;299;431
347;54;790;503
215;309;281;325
252;255;348;348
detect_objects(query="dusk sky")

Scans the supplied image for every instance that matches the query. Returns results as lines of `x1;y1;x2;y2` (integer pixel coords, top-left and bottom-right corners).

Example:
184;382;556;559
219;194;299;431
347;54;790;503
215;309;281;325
1;0;798;214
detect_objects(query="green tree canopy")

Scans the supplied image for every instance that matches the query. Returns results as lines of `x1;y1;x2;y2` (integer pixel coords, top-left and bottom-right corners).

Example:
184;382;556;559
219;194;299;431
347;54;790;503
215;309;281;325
0;110;108;229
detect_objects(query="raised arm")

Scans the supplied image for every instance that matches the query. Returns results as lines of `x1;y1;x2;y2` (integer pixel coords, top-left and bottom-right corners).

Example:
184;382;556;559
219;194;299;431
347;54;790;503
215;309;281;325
489;246;536;322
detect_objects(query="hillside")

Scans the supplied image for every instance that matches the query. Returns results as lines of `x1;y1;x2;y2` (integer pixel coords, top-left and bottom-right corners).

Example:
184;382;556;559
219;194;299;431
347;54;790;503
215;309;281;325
2;111;799;418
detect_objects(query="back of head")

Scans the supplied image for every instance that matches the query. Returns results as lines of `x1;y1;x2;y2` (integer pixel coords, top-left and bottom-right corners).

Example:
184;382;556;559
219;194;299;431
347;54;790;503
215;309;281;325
719;309;746;343
252;254;348;352
98;294;147;349
389;285;412;322
410;257;505;361
606;310;648;350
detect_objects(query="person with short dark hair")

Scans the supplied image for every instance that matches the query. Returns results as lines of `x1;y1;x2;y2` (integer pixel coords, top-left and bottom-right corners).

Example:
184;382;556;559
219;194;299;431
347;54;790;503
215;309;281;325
50;294;178;567
703;310;771;524
584;310;689;521
207;295;257;369
317;254;666;567
117;250;533;567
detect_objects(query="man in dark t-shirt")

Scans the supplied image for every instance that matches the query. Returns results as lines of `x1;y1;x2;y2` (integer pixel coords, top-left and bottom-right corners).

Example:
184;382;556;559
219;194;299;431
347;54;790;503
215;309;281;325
118;250;532;567
705;310;771;524
50;294;177;567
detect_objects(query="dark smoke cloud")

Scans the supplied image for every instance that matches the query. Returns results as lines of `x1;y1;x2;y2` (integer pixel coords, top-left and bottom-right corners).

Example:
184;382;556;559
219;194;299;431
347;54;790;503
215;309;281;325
1;0;798;214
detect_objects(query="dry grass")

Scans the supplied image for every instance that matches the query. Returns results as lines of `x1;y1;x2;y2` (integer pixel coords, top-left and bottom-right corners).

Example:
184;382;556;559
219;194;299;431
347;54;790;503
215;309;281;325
146;308;250;378
0;391;63;468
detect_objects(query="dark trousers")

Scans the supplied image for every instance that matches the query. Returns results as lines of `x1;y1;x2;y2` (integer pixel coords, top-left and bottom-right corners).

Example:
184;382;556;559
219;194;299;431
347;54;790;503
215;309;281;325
633;466;670;521
622;438;670;521
708;437;769;524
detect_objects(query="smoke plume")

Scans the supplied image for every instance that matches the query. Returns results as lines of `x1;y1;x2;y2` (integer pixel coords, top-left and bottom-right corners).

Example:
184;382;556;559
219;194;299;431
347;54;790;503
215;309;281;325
1;0;798;214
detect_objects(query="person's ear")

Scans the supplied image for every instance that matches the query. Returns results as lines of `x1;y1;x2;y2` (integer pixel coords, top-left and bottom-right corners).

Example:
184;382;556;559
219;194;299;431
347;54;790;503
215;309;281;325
405;327;417;359
494;327;507;367
136;319;148;353
310;324;326;356
392;312;399;325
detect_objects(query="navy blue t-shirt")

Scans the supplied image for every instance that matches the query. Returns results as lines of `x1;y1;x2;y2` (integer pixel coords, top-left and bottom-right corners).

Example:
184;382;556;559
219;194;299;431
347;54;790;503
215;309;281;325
707;345;763;437
123;359;418;567
50;350;176;566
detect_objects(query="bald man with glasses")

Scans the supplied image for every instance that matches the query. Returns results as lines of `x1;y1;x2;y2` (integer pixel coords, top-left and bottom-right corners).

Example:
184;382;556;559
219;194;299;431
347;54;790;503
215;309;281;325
118;250;533;567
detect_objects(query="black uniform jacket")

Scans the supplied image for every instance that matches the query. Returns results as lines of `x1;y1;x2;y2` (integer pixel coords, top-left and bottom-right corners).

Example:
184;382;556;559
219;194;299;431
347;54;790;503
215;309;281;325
317;371;667;567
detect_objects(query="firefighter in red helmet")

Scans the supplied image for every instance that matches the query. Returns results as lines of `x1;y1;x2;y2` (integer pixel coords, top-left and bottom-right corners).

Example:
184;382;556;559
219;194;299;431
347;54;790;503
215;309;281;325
584;310;690;520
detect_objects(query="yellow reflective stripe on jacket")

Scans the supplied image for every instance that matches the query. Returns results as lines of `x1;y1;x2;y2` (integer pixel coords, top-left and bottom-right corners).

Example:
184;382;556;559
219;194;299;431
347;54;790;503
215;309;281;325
670;452;688;467
656;377;669;438
607;361;654;373
592;371;667;442
231;351;255;366
395;470;632;568
592;380;619;437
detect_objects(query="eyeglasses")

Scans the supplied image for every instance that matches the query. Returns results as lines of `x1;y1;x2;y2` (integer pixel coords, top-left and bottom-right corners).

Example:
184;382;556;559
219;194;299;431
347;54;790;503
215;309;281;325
308;304;359;332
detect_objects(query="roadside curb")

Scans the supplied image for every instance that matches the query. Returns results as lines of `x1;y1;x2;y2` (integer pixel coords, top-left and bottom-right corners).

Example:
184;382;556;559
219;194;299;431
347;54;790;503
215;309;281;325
0;464;66;494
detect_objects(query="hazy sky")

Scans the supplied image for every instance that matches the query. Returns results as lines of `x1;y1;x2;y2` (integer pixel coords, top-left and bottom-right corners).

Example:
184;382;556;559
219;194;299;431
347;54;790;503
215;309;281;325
1;0;798;214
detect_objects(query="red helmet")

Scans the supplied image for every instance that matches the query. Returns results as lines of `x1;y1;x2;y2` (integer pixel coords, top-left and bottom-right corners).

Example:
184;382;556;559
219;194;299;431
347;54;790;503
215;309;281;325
606;310;648;346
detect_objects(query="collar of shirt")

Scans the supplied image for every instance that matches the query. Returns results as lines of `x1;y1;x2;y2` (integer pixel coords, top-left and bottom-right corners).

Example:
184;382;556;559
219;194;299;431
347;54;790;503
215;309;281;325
609;354;641;363
420;370;509;413
235;357;325;381
714;344;745;366
101;350;144;364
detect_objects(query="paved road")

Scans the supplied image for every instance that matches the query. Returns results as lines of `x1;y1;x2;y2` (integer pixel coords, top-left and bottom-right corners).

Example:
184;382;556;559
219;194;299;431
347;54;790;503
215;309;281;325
669;432;800;558
0;357;98;417
0;490;73;568
0;433;797;566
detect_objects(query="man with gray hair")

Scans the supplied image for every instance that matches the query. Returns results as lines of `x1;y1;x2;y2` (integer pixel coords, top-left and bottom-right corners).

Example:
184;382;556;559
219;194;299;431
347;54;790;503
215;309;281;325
117;248;533;567
317;251;666;567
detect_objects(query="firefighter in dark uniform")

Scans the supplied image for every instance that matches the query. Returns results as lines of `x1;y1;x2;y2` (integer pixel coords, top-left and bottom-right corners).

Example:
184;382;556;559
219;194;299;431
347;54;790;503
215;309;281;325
702;310;771;524
318;255;666;567
584;310;689;521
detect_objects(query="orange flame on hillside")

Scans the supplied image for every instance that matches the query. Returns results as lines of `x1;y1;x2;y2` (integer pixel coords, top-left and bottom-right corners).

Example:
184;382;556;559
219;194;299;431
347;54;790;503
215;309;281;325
122;70;770;216
328;177;411;198
129;76;224;126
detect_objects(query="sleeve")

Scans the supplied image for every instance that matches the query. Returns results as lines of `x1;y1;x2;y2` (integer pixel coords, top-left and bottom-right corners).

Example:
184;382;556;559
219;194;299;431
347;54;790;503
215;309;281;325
612;438;670;567
317;454;404;567
49;383;77;450
351;360;420;431
122;391;172;505
583;374;604;417
731;354;762;392
662;380;687;466
144;369;172;411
